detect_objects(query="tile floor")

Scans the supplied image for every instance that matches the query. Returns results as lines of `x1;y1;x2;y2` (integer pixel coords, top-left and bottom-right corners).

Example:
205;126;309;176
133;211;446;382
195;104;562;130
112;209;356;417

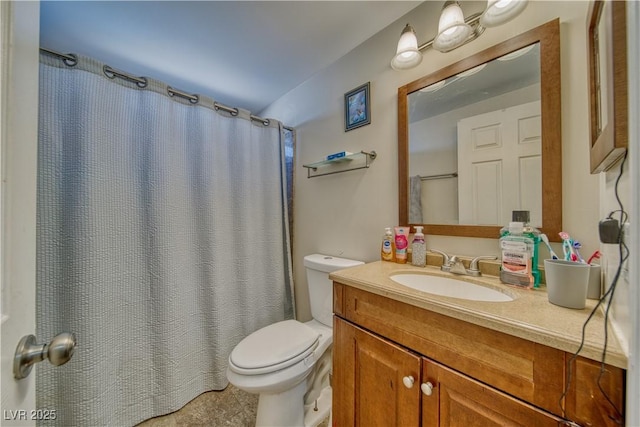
136;385;330;427
136;385;258;427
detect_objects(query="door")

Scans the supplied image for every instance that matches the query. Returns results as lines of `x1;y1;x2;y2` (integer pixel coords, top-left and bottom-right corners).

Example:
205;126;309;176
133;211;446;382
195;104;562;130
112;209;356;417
457;101;542;226
421;358;564;426
333;317;421;427
1;1;40;425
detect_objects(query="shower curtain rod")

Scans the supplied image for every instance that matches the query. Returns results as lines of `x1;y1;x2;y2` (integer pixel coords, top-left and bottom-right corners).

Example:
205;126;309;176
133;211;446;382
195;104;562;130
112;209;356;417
419;172;458;181
40;47;294;132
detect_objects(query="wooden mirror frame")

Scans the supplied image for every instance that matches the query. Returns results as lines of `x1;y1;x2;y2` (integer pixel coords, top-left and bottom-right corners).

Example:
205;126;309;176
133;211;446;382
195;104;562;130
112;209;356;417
587;0;628;173
398;19;562;241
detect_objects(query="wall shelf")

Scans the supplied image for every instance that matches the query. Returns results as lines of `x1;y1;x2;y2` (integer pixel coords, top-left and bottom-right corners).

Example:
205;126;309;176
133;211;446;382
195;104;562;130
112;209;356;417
302;150;377;178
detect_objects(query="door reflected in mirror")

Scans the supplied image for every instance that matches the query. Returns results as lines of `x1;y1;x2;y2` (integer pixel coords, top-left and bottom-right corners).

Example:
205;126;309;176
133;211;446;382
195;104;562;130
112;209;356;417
398;19;562;241
408;43;541;227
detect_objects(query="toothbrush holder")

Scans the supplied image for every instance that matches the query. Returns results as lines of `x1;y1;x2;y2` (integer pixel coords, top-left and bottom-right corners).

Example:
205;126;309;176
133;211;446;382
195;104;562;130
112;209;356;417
544;259;590;309
587;264;602;300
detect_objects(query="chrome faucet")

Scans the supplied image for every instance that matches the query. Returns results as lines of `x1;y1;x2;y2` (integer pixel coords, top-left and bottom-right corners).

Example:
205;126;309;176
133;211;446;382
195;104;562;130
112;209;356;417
448;256;468;275
428;250;497;277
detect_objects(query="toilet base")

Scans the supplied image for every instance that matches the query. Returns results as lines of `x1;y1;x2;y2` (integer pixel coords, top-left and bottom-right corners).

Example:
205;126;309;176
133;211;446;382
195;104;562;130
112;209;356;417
256;380;306;427
303;385;331;427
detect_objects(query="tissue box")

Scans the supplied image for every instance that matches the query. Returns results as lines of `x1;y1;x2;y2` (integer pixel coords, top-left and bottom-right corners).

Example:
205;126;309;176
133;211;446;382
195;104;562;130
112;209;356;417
326;151;353;161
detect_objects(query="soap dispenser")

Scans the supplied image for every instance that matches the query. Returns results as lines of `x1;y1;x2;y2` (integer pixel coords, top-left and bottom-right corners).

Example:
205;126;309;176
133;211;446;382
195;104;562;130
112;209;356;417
381;227;395;262
411;226;427;267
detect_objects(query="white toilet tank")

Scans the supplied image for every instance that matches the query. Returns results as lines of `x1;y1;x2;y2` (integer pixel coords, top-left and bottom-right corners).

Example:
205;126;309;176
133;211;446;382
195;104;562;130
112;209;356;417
304;254;364;327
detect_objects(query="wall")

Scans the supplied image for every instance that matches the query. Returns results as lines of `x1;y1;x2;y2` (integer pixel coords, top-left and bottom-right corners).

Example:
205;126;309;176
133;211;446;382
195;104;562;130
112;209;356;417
600;161;630;354
624;3;639;422
261;1;598;322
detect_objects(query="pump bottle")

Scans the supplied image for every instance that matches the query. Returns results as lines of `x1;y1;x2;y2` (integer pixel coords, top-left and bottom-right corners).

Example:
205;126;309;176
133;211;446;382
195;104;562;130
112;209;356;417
411;226;427;267
381;227;395;262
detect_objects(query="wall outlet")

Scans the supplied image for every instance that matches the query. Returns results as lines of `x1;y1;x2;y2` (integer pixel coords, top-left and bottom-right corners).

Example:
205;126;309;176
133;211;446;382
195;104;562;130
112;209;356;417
622;222;630;243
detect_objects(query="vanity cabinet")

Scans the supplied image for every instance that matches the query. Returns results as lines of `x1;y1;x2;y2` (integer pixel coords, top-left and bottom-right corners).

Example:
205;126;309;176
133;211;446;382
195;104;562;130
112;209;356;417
333;282;625;426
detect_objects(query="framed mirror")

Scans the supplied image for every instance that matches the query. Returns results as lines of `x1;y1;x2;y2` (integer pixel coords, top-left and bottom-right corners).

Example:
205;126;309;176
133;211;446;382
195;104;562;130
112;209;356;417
587;0;627;173
398;19;562;241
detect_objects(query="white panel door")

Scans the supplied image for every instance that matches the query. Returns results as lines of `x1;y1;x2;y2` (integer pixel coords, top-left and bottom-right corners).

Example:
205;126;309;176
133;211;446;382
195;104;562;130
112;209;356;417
457;101;541;226
1;2;40;425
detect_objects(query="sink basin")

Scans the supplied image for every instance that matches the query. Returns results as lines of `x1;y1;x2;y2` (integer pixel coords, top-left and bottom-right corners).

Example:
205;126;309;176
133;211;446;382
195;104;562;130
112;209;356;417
390;274;514;302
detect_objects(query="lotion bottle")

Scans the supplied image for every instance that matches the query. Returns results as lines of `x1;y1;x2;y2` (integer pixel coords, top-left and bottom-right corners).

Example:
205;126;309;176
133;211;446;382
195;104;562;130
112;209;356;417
394;226;410;264
381;227;395;262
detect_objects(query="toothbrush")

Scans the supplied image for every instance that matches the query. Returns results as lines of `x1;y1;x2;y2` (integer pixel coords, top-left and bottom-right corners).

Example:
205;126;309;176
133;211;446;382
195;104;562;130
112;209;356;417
540;234;560;260
587;250;601;265
559;231;576;261
572;241;585;263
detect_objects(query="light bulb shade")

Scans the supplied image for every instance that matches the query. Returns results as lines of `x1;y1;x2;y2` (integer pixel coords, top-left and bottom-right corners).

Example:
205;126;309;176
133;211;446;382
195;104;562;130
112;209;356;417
480;0;528;28
433;1;472;52
391;24;423;70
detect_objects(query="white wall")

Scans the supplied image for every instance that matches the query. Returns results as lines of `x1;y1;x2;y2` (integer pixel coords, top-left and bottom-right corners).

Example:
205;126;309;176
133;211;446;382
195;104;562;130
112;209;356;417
624;3;639;423
261;1;598;321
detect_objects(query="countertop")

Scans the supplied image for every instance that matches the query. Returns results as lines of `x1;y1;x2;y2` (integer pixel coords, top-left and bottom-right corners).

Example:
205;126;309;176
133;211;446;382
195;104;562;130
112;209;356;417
330;261;627;369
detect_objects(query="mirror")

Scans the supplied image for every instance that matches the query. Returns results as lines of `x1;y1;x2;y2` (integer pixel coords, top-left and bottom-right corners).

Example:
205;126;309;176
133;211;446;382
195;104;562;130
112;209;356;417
587;0;627;173
398;19;562;241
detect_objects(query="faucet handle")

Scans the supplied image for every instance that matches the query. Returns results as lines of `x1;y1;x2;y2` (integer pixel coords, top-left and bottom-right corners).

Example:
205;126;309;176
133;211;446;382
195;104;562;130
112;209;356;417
469;256;498;272
428;249;451;265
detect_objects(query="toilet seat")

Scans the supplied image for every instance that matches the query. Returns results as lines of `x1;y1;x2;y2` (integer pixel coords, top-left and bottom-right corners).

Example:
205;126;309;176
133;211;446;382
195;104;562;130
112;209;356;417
229;320;320;376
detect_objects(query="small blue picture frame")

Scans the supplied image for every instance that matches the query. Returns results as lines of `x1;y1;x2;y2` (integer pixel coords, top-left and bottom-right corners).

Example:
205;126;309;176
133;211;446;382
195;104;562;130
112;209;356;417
344;82;371;132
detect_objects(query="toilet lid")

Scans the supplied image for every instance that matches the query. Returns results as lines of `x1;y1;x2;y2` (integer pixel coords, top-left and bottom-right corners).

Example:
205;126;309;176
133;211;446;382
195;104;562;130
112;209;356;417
230;320;319;374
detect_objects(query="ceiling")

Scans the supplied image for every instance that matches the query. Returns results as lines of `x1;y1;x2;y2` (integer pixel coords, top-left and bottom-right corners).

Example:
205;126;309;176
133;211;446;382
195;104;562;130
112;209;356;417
40;1;422;114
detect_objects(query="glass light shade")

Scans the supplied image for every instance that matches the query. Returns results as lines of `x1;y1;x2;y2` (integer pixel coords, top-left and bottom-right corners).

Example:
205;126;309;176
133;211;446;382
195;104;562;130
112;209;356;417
419;80;446;93
496;44;535;61
480;0;528;28
433;2;472;52
391;24;423;70
456;63;487;78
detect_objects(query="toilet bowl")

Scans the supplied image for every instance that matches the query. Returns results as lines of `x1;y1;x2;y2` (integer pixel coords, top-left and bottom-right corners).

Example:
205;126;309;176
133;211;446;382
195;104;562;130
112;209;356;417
227;254;363;427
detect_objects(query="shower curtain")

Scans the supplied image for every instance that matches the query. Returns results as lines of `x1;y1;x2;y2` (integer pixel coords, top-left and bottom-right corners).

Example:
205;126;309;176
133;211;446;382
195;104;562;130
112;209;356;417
36;52;294;426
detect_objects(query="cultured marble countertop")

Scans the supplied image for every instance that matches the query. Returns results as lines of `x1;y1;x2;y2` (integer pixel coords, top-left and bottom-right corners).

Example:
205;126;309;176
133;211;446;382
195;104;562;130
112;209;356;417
330;261;627;369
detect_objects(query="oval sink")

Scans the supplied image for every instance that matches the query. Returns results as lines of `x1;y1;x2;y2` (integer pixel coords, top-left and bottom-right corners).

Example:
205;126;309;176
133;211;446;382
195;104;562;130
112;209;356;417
390;274;514;302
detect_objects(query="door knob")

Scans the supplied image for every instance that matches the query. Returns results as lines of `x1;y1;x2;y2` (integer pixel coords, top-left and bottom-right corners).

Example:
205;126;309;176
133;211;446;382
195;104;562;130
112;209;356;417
402;375;415;389
421;381;434;396
14;332;77;380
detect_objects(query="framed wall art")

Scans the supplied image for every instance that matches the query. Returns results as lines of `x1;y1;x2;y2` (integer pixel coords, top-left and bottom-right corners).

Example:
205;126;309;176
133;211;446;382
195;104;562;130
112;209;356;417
344;82;371;132
587;0;628;173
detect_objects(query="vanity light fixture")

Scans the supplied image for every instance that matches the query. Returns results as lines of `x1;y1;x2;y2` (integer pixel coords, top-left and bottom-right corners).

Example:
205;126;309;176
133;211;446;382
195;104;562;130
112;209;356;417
390;0;528;70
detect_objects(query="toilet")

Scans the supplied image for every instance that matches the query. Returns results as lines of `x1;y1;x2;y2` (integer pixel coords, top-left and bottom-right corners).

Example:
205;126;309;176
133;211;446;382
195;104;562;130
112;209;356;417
227;254;363;427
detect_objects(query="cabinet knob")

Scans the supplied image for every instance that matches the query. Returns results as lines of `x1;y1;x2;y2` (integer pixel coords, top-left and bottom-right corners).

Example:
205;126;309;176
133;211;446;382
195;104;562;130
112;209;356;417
421;382;433;396
402;375;415;389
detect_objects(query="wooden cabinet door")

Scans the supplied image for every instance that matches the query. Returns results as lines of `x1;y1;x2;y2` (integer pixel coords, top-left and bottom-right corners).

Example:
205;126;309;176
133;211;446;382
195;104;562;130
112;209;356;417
564;356;625;426
421;358;565;427
333;317;421;427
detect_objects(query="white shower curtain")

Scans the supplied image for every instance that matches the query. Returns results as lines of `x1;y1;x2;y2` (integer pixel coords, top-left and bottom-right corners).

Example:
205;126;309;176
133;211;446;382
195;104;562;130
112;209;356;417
36;53;294;426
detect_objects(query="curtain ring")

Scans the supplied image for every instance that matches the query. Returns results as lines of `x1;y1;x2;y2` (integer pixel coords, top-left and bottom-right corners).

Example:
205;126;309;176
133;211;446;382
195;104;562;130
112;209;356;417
103;65;116;79
62;54;78;67
136;77;148;89
262;119;270;126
